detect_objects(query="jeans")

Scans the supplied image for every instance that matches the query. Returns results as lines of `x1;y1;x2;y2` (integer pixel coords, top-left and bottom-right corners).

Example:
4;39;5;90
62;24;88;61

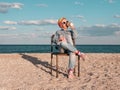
60;42;77;69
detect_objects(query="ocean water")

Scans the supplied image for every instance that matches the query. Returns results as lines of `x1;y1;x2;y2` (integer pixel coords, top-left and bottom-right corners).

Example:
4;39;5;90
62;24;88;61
0;45;120;53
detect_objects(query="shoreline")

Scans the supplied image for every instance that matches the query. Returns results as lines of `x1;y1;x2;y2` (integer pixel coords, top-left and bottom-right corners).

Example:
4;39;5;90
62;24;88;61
0;53;120;90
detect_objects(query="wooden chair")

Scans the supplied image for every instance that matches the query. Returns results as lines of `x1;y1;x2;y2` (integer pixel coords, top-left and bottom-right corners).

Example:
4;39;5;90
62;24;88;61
50;34;80;78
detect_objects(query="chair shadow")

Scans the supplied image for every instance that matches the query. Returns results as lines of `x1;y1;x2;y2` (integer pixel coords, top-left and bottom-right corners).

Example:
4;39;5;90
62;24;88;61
19;53;67;77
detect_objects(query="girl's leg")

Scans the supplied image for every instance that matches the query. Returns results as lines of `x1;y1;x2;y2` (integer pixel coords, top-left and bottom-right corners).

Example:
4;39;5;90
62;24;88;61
68;52;76;69
68;52;76;79
60;42;85;60
60;42;77;52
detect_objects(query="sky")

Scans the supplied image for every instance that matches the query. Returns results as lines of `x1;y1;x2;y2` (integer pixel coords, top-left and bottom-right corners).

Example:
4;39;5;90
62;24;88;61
0;0;120;45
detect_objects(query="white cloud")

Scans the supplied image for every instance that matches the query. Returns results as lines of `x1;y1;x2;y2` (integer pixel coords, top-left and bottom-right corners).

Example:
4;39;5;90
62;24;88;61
77;24;120;36
3;19;57;25
18;19;57;25
0;2;23;13
82;19;87;22
19;20;39;25
3;19;57;26
4;21;17;25
0;26;16;30
115;31;120;36
72;15;86;22
75;15;84;19
114;15;120;18
94;24;106;27
0;33;18;37
35;28;45;31
111;23;120;27
76;35;120;45
108;0;114;3
11;3;23;9
0;8;8;13
74;1;84;6
105;0;115;3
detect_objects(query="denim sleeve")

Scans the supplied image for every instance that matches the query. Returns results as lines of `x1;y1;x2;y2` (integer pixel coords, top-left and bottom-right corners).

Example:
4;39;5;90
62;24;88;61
71;30;78;39
52;31;60;45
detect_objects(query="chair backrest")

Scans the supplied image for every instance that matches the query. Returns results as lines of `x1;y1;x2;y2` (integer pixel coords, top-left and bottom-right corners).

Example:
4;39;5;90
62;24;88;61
51;34;75;53
51;34;55;53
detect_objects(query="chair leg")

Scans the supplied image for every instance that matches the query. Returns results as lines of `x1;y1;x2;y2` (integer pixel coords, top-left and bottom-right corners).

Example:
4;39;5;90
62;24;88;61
73;67;76;75
51;54;53;75
56;55;58;78
78;56;80;77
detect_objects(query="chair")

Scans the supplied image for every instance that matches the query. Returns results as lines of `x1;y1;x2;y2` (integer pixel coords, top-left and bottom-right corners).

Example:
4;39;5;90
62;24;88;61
50;34;80;78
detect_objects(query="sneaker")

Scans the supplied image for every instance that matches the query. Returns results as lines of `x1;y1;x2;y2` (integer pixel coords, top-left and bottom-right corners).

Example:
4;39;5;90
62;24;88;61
68;69;74;79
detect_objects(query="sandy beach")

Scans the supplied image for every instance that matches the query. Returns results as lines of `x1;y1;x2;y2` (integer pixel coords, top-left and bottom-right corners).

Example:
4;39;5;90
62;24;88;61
0;53;120;90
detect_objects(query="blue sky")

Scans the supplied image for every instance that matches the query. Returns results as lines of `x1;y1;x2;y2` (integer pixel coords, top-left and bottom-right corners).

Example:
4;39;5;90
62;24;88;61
0;0;120;45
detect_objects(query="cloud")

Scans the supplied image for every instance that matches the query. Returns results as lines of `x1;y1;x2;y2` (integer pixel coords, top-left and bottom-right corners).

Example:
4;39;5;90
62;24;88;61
111;23;120;27
4;19;57;25
0;8;8;13
74;1;84;6
108;0;114;3
105;0;115;3
94;24;106;27
19;19;57;25
72;15;86;22
77;23;120;36
115;31;120;36
0;33;18;37
0;26;16;30
11;3;23;9
75;15;84;19
0;2;24;13
114;15;120;18
4;21;17;25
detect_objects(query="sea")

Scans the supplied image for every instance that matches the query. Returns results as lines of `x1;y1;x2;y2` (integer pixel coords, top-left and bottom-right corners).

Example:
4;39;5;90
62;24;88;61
0;45;120;53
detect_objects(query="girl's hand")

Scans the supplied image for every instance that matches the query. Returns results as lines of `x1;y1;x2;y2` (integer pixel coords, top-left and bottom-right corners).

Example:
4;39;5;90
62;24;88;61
70;23;75;30
59;36;66;42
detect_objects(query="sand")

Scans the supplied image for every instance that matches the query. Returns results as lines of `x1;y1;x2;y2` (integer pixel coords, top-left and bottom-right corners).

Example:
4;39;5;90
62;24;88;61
0;53;120;90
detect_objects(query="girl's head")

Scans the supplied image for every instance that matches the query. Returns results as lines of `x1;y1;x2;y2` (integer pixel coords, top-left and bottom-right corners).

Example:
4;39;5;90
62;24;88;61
58;17;70;29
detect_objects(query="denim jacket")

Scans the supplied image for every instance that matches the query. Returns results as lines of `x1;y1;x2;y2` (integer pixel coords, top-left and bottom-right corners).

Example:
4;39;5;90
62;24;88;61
53;29;78;45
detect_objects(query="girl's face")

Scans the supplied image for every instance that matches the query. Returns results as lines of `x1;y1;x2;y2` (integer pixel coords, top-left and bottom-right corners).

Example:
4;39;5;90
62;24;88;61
61;19;68;30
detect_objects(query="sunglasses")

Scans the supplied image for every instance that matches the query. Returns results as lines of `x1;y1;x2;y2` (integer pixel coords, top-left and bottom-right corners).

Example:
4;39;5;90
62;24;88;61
62;21;68;24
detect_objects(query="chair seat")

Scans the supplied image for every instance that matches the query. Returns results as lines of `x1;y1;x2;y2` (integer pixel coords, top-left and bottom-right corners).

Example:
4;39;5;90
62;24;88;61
51;52;69;56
